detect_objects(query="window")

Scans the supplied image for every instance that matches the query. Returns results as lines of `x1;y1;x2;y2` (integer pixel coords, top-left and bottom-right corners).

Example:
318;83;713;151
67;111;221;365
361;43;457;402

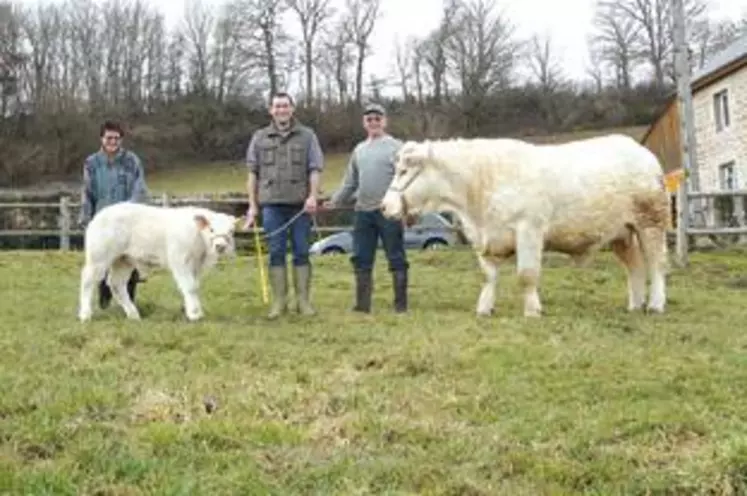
713;89;730;131
717;161;738;226
719;161;737;190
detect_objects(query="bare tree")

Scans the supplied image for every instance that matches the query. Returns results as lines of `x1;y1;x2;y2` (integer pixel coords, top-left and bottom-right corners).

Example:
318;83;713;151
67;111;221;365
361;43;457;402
417;0;461;106
286;0;334;106
444;0;520;135
181;0;215;96
585;43;606;93
590;0;641;91
68;0;104;109
613;0;707;86
165;31;186;100
393;35;415;101
690;17;747;70
210;8;247;102
445;0;518;116
317;17;354;104
232;0;293;96
525;32;564;93
524;32;566;128
343;0;381;106
411;40;426;105
143;11;166;110
0;1;24;116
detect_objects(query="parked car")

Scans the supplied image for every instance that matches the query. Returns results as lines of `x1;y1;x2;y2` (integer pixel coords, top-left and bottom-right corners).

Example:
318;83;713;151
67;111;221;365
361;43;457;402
309;212;459;256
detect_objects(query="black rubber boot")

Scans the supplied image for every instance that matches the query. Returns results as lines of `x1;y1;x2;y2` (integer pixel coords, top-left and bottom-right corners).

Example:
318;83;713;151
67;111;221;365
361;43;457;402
353;270;373;313
392;269;408;313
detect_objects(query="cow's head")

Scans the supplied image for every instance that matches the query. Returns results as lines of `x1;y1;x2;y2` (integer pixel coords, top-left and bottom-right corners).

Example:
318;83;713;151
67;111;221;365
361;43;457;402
194;210;238;257
381;140;448;220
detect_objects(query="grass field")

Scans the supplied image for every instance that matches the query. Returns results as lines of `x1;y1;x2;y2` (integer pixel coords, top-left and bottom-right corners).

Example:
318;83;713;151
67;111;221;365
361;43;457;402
146;125;648;197
2;247;747;494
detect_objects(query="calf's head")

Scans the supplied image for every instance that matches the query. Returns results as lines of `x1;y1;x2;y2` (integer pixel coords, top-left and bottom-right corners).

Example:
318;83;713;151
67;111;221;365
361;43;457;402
381;140;447;220
194;211;238;257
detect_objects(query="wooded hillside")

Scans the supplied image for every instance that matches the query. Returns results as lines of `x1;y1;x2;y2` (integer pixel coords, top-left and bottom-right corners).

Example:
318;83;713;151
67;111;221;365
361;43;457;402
0;0;745;188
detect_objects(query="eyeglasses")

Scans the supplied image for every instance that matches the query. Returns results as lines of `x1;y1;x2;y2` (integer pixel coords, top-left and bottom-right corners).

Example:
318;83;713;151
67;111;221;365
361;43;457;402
103;135;121;141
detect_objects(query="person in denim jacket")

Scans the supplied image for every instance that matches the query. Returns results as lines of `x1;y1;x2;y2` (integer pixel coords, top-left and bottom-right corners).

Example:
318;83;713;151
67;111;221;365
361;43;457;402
79;120;149;309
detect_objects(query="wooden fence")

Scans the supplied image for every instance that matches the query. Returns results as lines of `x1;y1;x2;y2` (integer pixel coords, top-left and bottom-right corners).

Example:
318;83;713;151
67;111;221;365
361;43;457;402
0;194;355;251
1;189;745;256
0;193;468;251
672;186;747;265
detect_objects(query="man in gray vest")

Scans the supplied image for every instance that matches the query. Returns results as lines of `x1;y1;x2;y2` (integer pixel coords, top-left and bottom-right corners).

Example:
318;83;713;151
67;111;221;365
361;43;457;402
324;103;409;313
79;120;149;310
245;92;324;319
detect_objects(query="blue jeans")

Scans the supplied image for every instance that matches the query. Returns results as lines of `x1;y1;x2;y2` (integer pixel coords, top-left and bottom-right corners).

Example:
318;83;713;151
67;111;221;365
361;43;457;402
351;210;409;272
262;204;312;267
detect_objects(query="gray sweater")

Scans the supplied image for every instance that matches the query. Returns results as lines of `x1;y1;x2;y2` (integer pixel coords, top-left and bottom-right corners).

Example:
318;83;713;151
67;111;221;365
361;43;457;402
329;134;403;211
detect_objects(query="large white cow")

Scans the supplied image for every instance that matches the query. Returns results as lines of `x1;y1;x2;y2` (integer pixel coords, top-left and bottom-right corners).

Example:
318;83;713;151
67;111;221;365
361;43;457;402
78;202;240;322
380;134;671;317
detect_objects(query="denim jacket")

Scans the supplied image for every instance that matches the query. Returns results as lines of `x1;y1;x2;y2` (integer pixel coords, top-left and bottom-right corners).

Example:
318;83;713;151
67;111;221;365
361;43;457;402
79;148;148;226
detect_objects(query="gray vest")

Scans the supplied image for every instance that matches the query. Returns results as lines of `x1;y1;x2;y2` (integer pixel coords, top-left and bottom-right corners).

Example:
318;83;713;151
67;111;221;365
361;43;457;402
254;121;312;205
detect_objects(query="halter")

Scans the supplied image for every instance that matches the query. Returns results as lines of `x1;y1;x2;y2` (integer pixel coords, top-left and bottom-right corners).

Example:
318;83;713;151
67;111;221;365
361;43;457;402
387;166;424;219
206;230;234;253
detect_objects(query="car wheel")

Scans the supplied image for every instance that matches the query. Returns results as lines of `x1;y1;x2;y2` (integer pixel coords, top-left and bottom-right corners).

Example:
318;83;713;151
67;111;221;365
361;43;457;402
423;239;447;250
322;246;345;255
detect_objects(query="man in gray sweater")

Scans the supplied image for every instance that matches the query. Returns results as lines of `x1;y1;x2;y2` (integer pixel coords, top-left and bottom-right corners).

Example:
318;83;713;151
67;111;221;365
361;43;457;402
324;103;409;313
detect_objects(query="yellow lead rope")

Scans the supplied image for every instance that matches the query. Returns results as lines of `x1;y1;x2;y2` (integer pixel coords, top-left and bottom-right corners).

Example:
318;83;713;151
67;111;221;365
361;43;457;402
253;226;269;304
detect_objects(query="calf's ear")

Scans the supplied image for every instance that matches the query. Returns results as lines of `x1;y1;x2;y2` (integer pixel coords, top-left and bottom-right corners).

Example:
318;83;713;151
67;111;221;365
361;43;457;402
194;214;211;230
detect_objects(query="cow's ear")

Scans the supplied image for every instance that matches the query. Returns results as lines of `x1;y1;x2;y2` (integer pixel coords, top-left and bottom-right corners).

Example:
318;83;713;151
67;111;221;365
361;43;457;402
194;214;210;230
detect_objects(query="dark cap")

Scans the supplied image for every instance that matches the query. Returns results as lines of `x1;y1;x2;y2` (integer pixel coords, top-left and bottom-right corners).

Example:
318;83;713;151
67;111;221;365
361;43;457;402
363;103;386;116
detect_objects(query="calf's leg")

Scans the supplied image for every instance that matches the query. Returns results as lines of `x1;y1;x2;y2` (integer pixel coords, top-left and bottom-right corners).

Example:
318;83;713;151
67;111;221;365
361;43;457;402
170;265;203;321
476;254;499;316
108;261;141;320
79;261;108;322
516;224;544;317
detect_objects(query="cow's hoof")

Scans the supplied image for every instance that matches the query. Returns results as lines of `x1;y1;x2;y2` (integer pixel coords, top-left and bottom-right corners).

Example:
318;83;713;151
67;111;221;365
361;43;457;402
78;312;92;322
645;305;665;314
476;308;493;317
186;311;204;321
523;309;542;318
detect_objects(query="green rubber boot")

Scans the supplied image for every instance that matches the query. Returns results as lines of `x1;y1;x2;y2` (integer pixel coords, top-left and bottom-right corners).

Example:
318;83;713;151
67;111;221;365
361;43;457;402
268;265;288;319
292;264;316;316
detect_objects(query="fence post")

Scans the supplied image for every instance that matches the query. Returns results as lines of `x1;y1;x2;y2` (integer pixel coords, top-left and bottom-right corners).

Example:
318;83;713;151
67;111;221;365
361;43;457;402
161;192;169;207
59;195;71;251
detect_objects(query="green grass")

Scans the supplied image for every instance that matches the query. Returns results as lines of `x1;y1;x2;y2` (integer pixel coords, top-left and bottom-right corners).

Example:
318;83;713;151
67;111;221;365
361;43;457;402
147;153;350;197
145;126;648;197
2;247;747;494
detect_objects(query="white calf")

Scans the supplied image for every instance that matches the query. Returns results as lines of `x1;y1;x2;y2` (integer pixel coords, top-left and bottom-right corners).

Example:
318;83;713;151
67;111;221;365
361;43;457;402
380;134;671;317
78;202;239;322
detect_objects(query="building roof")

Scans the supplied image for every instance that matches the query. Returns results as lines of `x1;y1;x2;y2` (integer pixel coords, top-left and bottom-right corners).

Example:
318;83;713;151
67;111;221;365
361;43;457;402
691;33;747;88
641;33;747;145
